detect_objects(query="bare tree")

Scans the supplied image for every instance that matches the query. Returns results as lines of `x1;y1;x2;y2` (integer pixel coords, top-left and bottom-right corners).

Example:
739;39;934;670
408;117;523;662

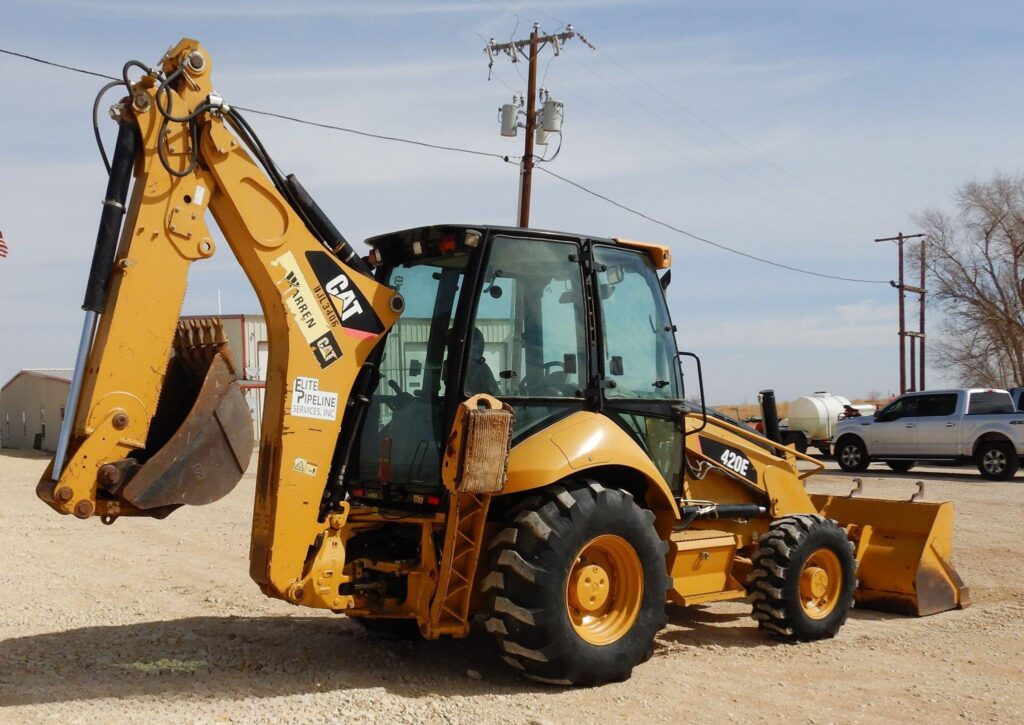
914;175;1024;387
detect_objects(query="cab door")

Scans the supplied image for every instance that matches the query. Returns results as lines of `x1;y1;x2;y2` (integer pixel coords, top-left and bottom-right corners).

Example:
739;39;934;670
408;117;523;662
909;393;960;456
869;395;920;456
591;244;684;494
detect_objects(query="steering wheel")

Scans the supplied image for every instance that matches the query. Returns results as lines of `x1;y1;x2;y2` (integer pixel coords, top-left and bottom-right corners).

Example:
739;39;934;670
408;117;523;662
524;360;575;397
380;379;417;411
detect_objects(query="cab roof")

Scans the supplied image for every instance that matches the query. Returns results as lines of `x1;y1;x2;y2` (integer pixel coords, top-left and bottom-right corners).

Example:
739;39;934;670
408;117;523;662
363;224;671;269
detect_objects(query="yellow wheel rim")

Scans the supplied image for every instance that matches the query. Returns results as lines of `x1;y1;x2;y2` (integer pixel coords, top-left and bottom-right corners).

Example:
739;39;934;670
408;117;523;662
798;549;842;620
566;535;643;645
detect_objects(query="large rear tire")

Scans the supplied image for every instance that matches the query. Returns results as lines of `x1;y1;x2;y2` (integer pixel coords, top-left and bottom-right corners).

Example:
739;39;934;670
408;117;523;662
976;440;1019;481
835;436;870;472
483;481;670;686
748;515;856;642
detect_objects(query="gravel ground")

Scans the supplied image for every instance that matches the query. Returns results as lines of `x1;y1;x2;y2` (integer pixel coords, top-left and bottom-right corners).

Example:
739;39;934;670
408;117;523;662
1;450;1021;723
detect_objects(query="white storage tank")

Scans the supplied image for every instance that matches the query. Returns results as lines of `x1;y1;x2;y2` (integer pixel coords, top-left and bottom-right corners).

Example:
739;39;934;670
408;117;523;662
788;392;856;442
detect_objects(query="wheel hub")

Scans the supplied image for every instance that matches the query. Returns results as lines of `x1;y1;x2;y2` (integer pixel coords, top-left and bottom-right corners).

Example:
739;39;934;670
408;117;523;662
801;565;830;600
798;549;843;620
565;535;643;645
569;563;610;612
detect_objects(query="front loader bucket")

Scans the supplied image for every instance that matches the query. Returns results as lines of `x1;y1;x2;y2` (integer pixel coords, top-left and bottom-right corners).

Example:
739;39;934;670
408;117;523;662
811;492;969;616
100;319;254;515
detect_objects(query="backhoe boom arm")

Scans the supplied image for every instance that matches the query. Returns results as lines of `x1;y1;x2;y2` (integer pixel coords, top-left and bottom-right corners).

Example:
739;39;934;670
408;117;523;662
37;39;401;606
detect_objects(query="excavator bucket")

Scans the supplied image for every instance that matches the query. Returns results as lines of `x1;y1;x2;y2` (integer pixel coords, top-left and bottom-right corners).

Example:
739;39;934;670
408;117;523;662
811;491;970;616
96;318;254;517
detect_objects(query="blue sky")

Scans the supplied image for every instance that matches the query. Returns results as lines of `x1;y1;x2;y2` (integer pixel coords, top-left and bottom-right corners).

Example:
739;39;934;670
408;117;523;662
1;1;1022;402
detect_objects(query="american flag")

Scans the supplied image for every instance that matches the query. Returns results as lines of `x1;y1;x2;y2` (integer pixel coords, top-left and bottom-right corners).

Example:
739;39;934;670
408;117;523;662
0;229;7;258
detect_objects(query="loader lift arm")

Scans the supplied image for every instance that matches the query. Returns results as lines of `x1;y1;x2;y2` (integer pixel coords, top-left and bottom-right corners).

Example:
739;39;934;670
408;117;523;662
37;39;402;608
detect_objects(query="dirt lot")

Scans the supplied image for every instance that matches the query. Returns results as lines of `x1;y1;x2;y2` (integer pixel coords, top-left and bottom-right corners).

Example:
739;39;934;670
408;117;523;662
1;450;1020;724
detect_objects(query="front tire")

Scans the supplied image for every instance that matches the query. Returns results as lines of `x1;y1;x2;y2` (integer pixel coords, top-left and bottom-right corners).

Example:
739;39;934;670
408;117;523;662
748;515;856;641
886;460;916;473
976;441;1019;481
835;436;870;472
483;481;670;686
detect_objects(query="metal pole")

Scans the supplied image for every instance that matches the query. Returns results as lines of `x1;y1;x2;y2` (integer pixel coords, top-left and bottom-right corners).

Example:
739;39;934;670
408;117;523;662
876;232;925;396
518;25;539;228
898;233;906;393
919;236;926;390
909;322;916;392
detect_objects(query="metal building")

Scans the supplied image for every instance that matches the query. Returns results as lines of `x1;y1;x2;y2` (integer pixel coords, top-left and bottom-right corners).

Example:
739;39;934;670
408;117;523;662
0;369;72;452
1;315;271;452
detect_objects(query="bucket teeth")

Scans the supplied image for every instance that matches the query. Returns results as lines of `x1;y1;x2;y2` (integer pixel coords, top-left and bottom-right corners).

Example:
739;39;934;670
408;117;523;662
173;316;238;376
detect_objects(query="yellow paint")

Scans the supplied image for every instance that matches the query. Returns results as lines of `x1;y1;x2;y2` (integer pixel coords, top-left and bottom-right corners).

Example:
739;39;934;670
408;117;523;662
37;39;400;608
503;411;680;530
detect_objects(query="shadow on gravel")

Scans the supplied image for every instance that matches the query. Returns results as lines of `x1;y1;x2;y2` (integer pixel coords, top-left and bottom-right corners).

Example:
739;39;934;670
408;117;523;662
655;605;773;652
0;615;544;706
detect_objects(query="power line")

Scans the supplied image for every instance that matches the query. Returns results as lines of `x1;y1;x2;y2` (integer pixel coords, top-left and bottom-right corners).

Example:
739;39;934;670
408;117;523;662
1;44;886;285
543;74;858;236
535;166;889;285
559;45;877;234
233;106;510;161
493;3;891;227
0;48;116;80
0;47;509;162
586;44;893;228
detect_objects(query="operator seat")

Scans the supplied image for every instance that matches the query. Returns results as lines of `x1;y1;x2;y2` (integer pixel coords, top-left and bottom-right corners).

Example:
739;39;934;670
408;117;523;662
466;327;500;396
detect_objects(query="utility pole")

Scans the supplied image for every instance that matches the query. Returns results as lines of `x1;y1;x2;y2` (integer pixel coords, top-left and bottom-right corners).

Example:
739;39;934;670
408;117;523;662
875;232;926;393
487;24;591;227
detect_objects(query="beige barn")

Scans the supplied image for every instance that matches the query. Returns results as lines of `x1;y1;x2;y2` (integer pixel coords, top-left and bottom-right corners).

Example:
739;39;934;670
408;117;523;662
1;314;270;452
0;369;72;452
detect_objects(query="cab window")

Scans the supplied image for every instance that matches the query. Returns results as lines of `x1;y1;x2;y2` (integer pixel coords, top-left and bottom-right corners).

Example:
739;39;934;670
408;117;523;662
468;236;587;400
877;395;919;421
593;246;680;400
967;391;1014;415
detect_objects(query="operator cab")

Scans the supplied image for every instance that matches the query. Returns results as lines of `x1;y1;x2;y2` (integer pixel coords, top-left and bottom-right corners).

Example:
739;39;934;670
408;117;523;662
346;225;684;511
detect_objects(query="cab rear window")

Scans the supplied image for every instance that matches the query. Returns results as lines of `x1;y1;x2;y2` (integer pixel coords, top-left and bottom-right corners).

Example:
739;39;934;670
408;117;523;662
967;391;1015;415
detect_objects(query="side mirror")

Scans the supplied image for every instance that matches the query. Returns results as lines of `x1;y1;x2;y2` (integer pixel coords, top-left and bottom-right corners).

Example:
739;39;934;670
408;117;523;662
609;356;624;376
606;265;625;285
409;359;422;377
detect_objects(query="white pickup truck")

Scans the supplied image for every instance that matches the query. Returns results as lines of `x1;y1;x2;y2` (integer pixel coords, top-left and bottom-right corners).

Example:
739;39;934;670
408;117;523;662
832;388;1024;480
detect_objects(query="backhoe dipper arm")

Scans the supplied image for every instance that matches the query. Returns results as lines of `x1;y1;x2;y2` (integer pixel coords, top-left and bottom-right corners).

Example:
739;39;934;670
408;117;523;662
37;39;402;606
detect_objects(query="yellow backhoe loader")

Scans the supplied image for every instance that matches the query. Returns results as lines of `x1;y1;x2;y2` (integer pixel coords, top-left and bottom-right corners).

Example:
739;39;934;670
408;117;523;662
37;39;968;686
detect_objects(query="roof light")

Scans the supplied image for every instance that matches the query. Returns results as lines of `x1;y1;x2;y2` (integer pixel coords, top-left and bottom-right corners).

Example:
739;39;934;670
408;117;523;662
464;229;481;248
411;241;423;256
438;234;456;253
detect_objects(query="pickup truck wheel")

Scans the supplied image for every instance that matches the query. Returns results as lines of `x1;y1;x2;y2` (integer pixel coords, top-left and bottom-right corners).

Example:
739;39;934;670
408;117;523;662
748;515;857;641
885;461;915;473
976;441;1019;481
835;436;869;472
